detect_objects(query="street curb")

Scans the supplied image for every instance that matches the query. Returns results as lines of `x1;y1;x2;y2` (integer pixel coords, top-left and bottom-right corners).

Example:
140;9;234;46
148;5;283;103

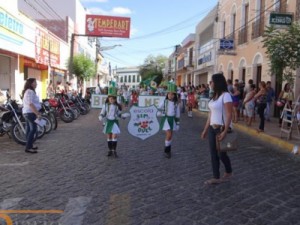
233;123;294;153
195;110;296;154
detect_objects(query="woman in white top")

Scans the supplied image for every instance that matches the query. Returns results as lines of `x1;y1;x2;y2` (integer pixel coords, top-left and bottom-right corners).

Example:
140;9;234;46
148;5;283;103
201;73;233;185
22;78;42;153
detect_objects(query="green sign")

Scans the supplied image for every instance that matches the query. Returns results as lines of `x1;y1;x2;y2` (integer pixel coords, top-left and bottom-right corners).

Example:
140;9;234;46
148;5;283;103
270;13;293;26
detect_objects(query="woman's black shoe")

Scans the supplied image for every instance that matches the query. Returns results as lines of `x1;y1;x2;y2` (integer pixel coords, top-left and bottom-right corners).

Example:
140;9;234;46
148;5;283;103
25;149;38;154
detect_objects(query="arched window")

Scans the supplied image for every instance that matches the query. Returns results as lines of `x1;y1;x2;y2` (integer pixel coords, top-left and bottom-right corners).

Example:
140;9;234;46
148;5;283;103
132;75;136;83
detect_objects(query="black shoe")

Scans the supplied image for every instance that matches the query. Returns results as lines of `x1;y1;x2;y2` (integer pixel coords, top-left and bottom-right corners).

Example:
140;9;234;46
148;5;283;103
25;149;38;154
32;146;38;150
107;150;113;157
112;150;118;158
164;152;171;159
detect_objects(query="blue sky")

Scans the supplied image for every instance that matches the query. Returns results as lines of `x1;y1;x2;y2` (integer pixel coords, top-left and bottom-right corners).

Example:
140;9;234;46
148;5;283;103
80;0;219;69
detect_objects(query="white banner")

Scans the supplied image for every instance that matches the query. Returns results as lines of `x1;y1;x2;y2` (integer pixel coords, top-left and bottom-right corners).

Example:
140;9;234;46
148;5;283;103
128;105;160;140
198;97;210;112
91;94;107;108
138;95;165;108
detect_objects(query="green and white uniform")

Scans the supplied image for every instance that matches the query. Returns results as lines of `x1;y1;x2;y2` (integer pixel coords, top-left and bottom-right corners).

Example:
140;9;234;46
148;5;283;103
100;103;122;134
159;99;180;131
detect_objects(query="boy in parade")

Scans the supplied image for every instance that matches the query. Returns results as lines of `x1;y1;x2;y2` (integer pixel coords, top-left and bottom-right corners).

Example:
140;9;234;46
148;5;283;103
158;83;180;158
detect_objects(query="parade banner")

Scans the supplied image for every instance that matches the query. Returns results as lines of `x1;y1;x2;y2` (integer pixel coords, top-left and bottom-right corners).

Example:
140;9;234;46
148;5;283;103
86;15;130;38
198;97;210;112
138;95;165;108
91;94;107;108
128;105;159;140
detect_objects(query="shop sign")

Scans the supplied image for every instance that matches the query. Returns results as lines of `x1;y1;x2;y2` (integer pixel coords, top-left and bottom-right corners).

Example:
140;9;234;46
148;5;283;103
198;52;212;65
35;28;60;67
219;39;234;50
269;13;293;26
0;8;23;36
86;15;130;38
128;105;159;140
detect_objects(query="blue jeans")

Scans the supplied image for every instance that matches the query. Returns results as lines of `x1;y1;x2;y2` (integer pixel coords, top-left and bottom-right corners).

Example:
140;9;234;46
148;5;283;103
208;126;232;179
23;113;37;150
181;99;186;113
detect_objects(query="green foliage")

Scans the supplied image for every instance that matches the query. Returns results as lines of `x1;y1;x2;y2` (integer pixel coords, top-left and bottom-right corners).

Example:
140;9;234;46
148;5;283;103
139;54;168;86
262;22;300;84
68;54;96;81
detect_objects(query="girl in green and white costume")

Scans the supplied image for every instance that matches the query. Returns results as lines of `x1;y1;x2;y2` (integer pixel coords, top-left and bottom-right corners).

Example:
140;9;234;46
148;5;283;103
99;86;123;157
158;83;180;158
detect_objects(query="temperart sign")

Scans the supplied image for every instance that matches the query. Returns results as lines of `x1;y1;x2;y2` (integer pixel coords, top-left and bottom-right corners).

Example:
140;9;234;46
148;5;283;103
86;15;130;38
128;105;159;140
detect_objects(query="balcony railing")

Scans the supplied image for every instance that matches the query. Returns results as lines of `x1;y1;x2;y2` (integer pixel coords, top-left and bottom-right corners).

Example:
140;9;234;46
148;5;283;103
251;18;265;39
238;27;248;45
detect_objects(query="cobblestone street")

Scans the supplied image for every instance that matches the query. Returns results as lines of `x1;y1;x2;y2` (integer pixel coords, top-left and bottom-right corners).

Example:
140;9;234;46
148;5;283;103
0;109;300;225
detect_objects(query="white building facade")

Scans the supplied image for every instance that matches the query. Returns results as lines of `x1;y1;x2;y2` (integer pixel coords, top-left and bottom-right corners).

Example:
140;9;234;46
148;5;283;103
115;67;141;89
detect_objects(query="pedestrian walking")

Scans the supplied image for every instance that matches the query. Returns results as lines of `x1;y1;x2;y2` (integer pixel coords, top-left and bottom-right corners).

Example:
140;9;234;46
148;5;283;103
187;90;195;117
243;84;256;126
253;81;267;133
180;87;187;113
158;83;180;159
99;86;123;158
201;73;233;185
22;78;42;154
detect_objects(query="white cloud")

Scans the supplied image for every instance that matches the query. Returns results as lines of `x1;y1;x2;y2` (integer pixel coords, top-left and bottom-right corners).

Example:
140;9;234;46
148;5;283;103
81;0;108;3
88;7;132;15
111;7;132;15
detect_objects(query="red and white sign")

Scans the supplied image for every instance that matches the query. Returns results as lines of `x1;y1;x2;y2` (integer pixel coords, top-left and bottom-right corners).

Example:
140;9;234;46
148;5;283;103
86;15;130;38
35;28;60;67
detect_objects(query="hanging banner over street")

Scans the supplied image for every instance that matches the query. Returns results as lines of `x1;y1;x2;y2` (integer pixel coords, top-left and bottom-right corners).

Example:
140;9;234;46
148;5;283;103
86;15;130;38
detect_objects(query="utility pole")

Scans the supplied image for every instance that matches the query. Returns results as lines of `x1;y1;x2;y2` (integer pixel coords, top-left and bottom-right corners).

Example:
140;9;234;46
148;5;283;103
174;45;180;84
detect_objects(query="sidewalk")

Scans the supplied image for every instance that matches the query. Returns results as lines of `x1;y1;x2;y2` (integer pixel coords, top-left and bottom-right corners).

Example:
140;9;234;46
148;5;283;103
195;110;300;155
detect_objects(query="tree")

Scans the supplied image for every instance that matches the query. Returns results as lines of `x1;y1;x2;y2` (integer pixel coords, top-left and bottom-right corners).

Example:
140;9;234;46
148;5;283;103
68;54;96;82
262;23;300;84
139;54;168;86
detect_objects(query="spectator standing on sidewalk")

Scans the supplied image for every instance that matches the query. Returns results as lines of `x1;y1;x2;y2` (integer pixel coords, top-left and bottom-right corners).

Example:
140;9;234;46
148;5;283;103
158;83;180;159
201;73;233;185
99;86;123;158
278;83;294;127
243;84;256;126
253;81;267;132
22;78;42;154
231;83;240;123
265;81;275;121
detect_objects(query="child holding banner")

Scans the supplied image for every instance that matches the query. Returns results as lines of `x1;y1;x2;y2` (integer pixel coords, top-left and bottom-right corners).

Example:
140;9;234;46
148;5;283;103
99;86;125;158
158;83;180;158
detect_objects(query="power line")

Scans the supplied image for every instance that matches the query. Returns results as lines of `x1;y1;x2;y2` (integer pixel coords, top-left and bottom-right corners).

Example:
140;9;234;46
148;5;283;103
41;0;65;21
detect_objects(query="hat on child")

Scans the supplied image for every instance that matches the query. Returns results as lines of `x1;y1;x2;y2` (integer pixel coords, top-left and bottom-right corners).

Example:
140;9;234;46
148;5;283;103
108;86;117;97
167;82;177;93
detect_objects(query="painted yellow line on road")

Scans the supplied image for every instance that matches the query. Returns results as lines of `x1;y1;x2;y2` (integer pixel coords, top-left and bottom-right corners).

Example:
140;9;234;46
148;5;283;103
0;213;13;225
0;210;63;214
107;193;131;225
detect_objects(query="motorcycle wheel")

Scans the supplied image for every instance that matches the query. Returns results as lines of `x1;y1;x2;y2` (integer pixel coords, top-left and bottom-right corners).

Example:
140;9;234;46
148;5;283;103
49;112;58;130
11;122;36;145
59;108;74;123
41;115;52;134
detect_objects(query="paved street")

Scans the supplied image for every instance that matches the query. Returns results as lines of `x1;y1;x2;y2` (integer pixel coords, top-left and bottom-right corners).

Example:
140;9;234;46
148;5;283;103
0;109;300;225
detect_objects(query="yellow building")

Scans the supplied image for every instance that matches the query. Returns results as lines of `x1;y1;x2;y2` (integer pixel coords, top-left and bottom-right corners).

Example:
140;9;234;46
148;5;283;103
217;0;297;95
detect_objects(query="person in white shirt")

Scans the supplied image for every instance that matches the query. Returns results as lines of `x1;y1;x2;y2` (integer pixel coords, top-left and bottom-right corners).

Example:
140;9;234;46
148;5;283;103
22;78;42;153
201;73;233;185
180;87;187;113
158;83;180;158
